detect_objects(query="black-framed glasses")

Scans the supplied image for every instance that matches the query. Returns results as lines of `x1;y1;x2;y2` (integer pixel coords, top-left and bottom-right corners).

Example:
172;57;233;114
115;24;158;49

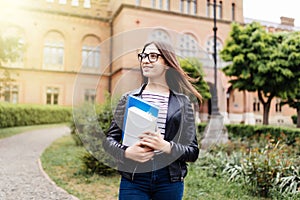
138;52;162;63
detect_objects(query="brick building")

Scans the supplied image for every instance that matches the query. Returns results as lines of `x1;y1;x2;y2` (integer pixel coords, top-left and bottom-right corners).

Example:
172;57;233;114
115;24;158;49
0;0;298;125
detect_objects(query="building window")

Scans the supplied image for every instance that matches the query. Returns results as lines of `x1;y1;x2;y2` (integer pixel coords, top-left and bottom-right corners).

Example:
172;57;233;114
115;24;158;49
136;0;141;6
232;3;235;21
4;38;25;68
180;0;197;14
82;46;100;68
83;0;91;8
253;98;260;112
275;99;282;112
2;27;25;68
207;0;222;19
84;89;96;102
150;0;169;9
205;37;223;61
3;85;19;104
219;1;222;19
177;33;200;58
193;0;197;14
180;0;184;12
206;0;212;17
151;0;156;8
149;29;171;44
59;0;67;4
43;42;64;70
72;0;79;6
46;87;59;105
165;0;170;10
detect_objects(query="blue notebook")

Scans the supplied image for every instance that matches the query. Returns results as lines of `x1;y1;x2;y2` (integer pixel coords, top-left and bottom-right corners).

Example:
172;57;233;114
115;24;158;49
122;95;159;146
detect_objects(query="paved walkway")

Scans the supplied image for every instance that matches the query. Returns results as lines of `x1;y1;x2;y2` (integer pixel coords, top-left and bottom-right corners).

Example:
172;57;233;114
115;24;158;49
0;126;79;200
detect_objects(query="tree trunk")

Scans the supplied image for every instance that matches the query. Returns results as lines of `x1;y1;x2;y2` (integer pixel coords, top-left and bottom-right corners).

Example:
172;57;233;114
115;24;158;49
263;102;271;125
297;108;300;128
257;90;273;125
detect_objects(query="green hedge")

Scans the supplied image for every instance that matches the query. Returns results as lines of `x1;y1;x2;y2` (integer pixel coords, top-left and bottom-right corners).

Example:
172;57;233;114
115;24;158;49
198;123;300;145
0;103;72;128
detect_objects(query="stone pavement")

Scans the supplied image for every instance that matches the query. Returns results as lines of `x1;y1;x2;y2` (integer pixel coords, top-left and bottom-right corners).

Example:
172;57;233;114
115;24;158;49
0;126;79;200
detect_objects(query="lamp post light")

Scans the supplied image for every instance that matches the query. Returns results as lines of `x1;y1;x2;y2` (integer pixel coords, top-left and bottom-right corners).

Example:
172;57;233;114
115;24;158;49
201;0;228;150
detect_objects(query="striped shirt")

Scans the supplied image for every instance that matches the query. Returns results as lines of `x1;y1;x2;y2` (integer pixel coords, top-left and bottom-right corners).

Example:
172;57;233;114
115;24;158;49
141;90;169;135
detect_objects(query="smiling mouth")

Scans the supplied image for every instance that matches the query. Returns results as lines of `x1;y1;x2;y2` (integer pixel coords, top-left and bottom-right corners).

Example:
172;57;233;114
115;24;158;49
143;66;153;69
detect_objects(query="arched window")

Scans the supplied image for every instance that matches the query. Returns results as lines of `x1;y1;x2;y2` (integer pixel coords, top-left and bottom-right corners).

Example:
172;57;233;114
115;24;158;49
206;0;212;17
205;36;223;62
2;26;25;68
148;29;171;44
43;31;65;70
219;1;222;19
177;33;200;58
232;3;236;21
207;0;222;19
180;0;197;15
81;35;101;68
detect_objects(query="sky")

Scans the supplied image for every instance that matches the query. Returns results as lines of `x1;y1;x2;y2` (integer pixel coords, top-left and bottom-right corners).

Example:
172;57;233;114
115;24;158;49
243;0;300;27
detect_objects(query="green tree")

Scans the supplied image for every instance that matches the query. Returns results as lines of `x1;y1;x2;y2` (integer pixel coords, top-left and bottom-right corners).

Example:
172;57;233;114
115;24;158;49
0;32;22;65
220;22;295;125
179;57;211;100
0;32;22;99
276;32;300;128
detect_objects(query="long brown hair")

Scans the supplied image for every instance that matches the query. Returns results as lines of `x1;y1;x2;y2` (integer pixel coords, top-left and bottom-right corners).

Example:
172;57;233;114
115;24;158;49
140;41;202;102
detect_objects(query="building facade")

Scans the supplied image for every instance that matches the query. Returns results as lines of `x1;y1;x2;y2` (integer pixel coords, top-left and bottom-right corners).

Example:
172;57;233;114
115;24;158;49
0;0;297;125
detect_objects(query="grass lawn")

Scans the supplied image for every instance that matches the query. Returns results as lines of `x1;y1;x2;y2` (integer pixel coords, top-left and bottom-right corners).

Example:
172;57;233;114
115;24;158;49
40;135;120;200
0;123;69;139
41;135;270;200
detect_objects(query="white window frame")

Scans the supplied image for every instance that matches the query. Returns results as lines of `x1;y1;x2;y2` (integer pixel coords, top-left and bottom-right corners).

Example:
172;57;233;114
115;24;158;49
71;0;79;6
82;45;100;68
43;42;64;70
83;0;91;8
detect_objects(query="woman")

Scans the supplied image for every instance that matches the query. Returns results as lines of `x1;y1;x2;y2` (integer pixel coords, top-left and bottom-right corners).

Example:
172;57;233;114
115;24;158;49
104;41;201;200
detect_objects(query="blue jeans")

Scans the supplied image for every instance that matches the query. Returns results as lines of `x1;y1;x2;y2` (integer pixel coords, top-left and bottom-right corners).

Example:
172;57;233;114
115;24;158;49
119;167;184;200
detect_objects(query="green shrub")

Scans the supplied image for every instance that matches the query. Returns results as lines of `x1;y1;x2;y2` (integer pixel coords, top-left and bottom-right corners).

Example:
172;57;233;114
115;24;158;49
0;103;71;128
71;94;118;176
223;137;300;198
216;124;300;145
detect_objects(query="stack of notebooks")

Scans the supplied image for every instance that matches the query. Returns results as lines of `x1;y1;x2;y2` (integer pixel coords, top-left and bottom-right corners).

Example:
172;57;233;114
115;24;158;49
122;95;159;146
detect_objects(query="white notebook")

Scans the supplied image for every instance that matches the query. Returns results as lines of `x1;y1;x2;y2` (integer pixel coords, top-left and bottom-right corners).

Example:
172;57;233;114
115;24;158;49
122;106;157;146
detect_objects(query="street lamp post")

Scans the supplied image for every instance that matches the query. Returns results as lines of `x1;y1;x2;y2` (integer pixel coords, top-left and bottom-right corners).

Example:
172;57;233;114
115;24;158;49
211;0;219;115
201;0;228;150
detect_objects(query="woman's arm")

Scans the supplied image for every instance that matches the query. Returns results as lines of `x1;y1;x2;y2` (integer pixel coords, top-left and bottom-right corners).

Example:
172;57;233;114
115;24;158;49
169;96;199;162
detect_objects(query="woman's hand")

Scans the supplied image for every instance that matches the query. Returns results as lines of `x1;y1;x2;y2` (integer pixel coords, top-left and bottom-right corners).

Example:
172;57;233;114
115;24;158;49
124;142;154;163
139;131;171;154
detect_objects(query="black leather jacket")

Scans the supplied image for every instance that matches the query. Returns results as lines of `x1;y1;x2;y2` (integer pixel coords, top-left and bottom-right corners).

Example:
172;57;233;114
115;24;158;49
104;84;199;182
